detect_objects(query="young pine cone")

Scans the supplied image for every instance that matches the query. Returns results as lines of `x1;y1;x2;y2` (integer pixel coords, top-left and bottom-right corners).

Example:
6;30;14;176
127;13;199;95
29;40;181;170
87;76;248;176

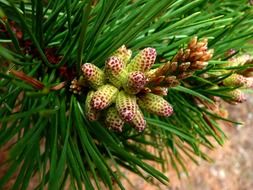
82;63;105;89
115;91;137;122
91;84;119;110
138;93;173;117
105;107;125;132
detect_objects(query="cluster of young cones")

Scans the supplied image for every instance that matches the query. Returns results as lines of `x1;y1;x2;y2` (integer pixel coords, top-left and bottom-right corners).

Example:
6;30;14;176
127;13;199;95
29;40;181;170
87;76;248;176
221;54;253;104
70;45;174;132
69;37;216;132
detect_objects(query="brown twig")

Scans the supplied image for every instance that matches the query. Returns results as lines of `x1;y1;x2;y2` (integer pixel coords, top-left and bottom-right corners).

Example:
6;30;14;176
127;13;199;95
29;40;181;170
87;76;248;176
9;69;45;89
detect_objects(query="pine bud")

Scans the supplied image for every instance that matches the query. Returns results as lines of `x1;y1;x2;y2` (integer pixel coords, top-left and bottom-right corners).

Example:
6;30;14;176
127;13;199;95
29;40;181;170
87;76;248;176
145;68;158;79
223;74;248;87
127;48;156;72
177;72;193;79
229;54;253;66
138;93;173;117
147;75;165;86
85;91;99;121
91;84;118;110
131;107;146;132
150;62;171;78
201;49;214;61
151;87;168;96
175;37;212;66
188;36;198;50
139;87;152;94
105;56;127;87
178;62;191;72
81;63;105;89
111;45;132;66
123;71;147;94
190;61;208;70
69;78;82;95
116;91;137;122
227;89;246;103
195;38;208;52
245;77;253;88
163;76;178;87
105;107;124;132
169;62;178;72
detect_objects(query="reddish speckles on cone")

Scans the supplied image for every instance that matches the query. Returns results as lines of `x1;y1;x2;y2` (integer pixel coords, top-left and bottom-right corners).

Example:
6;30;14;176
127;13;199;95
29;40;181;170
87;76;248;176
246;78;253;88
223;74;246;87
223;74;253;88
227;89;246;103
116;91;137;122
131;107;146;132
105;56;126;87
111;45;132;66
105;107;124;132
82;63;105;89
105;56;124;74
124;71;147;94
91;84;118;110
82;63;94;77
85;91;100;121
127;47;157;72
138;93;173;117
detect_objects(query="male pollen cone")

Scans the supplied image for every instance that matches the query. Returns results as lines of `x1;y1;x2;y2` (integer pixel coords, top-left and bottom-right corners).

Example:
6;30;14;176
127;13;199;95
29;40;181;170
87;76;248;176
105;107;124;132
138;93;173;117
116;91;137;122
91;84;118;110
81;63;105;89
127;47;157;72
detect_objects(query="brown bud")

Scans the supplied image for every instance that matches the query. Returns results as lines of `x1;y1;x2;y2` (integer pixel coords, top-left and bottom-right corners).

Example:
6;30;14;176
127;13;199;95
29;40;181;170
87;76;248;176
148;75;165;85
139;87;152;94
151;87;168;96
69;79;82;95
188;36;198;49
182;49;191;61
177;72;193;79
178;62;191;72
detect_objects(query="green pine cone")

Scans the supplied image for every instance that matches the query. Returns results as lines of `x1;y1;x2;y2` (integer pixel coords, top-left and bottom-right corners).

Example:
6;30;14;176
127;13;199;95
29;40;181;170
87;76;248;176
223;74;248;87
138;93;173;117
85;91;100;121
227;89;246;103
115;91;137;122
111;45;132;66
131;106;146;132
123;71;147;94
104;56;127;88
229;54;253;66
91;84;119;110
105;106;125;132
127;47;157;72
81;63;105;89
